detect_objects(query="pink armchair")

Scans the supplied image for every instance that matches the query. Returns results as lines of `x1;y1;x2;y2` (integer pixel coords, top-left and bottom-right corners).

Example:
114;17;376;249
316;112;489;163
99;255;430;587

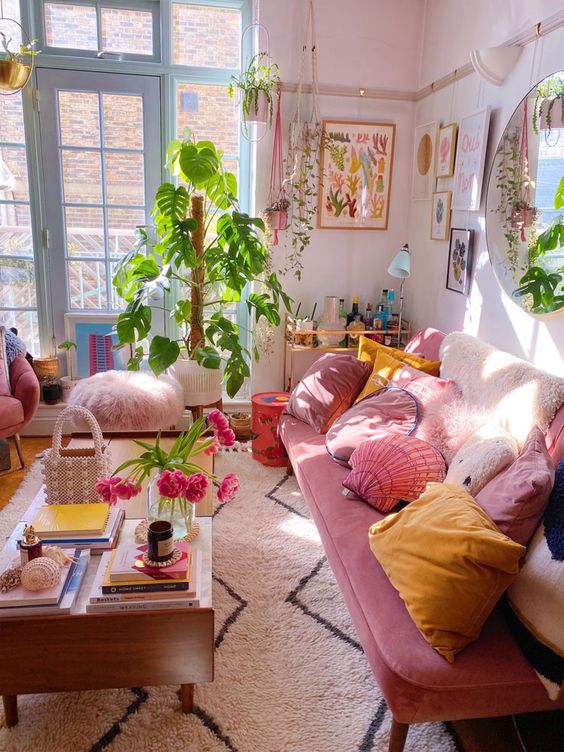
0;355;40;471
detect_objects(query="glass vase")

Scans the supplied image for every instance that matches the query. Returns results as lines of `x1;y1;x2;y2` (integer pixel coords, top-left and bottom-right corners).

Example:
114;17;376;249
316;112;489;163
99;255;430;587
146;473;195;540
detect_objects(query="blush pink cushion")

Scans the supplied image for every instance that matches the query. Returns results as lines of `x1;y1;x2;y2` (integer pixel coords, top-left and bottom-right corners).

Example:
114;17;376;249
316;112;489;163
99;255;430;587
475;426;555;545
343;435;446;512
286;353;371;434
404;328;446;362
326;386;418;466
546;402;564;466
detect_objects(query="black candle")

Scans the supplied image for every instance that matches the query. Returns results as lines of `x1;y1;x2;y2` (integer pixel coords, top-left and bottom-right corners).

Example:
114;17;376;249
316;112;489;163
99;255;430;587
147;520;174;562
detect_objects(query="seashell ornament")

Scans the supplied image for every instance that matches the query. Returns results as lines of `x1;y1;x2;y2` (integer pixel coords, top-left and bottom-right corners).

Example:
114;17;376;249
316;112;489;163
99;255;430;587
20;556;61;591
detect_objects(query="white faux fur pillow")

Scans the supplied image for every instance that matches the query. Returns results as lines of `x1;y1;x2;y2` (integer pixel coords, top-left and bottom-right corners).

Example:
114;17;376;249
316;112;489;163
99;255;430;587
445;425;519;497
440;332;564;446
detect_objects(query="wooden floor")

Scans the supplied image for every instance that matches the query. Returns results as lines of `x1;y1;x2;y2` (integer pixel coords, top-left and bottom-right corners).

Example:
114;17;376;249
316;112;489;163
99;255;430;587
1;438;562;750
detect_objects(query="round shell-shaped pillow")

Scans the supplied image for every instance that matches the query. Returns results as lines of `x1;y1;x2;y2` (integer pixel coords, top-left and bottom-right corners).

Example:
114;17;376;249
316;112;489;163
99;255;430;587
343;435;446;512
20;557;61;591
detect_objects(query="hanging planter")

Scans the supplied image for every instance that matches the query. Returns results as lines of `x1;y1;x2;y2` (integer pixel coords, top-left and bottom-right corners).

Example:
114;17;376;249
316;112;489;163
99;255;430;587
0;8;39;96
539;98;564;133
228;52;281;139
265;205;289;232
264;89;289;243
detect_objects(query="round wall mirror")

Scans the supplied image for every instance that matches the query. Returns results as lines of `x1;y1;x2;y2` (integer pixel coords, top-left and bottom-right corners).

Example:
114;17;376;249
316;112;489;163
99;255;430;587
485;71;564;315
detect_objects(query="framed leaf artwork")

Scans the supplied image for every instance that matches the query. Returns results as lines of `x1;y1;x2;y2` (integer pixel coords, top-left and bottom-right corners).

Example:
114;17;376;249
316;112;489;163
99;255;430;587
318;120;396;230
431;191;451;240
446;229;474;295
437;123;457;177
412;121;438;200
452;107;491;210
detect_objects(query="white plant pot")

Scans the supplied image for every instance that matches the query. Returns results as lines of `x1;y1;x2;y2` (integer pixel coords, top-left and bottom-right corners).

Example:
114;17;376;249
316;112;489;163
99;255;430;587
169;359;222;406
60;376;80;403
244;90;269;124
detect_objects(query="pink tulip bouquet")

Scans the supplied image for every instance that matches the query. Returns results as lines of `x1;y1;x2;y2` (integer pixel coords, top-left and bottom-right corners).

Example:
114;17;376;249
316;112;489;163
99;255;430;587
95;411;239;537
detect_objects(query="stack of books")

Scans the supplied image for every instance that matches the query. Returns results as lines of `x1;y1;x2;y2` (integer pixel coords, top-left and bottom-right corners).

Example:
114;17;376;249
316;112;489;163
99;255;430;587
87;540;200;613
31;502;124;553
0;549;90;618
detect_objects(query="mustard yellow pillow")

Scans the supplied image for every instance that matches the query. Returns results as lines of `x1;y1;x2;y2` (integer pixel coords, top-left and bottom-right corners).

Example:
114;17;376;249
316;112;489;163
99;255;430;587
357;335;441;376
354;349;405;403
368;483;525;662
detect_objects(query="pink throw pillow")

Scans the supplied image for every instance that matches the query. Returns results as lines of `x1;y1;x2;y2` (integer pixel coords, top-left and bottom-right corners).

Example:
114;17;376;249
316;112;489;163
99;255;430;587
326;386;418;466
403;328;446;362
0;327;10;397
343;435;446;512
475;426;555;545
285;353;371;434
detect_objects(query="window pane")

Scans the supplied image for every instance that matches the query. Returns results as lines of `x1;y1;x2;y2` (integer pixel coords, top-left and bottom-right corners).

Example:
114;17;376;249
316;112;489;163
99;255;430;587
172;3;241;68
101;8;153;56
0;309;39;355
44;3;98;50
68;260;107;309
102;94;143;150
0;258;37;307
0;147;29;201
107;208;145;256
176;83;239;155
0;203;33;257
105;152;145;206
0;92;24;143
65;206;105;257
59;91;101;148
61;149;103;203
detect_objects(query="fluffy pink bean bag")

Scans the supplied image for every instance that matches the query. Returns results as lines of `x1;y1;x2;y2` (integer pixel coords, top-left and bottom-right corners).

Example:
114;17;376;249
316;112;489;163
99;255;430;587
68;370;184;431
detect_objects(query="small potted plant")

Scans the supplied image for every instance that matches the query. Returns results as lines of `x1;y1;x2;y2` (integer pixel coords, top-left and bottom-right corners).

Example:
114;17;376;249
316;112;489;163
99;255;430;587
511;200;538;230
42;377;62;405
57;340;78;402
533;74;564;135
0;32;38;93
265;195;290;232
228;52;281;134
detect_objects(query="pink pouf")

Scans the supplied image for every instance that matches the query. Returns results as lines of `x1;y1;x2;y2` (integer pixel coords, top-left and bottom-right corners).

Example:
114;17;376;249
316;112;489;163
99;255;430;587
69;370;184;431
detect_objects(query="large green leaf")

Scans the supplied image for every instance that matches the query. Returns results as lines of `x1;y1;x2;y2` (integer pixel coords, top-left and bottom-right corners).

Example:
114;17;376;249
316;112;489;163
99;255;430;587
179;143;219;188
116;303;152;343
205;171;238;210
148;336;180;376
194;345;221;370
555;176;564;210
154;183;188;220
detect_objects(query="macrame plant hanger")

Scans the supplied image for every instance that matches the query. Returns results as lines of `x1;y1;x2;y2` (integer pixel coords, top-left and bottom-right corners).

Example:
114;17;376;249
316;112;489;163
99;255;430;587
284;0;321;277
239;0;271;143
0;0;35;95
266;87;287;245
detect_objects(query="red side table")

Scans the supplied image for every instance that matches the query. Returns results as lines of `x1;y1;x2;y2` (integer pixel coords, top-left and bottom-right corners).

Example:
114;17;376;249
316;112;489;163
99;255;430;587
251;392;290;466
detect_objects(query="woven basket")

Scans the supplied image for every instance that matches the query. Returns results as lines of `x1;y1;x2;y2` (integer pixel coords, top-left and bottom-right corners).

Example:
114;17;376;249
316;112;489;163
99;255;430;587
42;405;111;504
229;412;252;441
32;356;59;381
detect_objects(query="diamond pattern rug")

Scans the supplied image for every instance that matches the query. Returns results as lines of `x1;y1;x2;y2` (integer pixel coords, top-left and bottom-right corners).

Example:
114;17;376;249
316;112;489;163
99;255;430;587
0;452;458;752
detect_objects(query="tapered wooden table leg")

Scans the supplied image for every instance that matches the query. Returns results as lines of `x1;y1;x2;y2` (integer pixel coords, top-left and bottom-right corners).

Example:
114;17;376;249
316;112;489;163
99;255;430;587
180;683;194;714
3;695;18;727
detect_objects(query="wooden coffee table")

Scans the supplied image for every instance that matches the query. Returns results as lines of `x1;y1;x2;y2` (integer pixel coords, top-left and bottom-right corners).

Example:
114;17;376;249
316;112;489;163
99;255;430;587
0;437;214;727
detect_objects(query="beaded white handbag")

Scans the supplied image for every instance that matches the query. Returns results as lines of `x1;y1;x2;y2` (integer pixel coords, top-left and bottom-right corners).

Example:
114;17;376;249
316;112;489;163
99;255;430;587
42;405;112;504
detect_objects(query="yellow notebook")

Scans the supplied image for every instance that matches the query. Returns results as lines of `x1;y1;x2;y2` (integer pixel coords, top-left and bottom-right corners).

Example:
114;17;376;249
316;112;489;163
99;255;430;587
32;503;110;536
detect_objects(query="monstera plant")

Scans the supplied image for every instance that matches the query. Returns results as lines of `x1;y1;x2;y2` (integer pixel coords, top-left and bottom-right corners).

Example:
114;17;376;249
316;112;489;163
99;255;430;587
112;134;291;398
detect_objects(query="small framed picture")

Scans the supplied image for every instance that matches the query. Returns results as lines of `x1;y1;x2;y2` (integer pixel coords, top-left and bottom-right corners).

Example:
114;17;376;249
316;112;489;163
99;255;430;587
446;229;473;295
431;191;451;240
412;121;438;200
436;123;457;177
64;313;130;379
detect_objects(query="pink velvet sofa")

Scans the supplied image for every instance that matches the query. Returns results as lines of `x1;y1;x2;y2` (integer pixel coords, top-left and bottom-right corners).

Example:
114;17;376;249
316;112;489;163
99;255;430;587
0;355;40;470
280;328;564;752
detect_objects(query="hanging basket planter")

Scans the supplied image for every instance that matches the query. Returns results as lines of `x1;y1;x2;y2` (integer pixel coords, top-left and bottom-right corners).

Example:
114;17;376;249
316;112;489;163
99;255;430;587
265;208;288;232
244;89;270;125
0;59;31;92
539;98;564;133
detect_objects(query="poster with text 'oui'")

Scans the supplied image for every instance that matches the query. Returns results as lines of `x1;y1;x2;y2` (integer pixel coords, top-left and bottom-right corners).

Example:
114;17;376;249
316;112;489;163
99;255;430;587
452;107;491;211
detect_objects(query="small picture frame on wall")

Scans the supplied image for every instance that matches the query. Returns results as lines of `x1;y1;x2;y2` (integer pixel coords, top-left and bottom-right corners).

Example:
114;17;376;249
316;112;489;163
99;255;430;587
412;121;438;200
452;107;491;211
446;229;473;295
64;313;131;379
436;123;457;177
431;191;451;240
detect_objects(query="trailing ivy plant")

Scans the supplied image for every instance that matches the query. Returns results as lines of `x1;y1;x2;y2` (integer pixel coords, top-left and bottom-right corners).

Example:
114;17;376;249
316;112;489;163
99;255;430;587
228;52;280;135
112;134;292;398
532;74;564;135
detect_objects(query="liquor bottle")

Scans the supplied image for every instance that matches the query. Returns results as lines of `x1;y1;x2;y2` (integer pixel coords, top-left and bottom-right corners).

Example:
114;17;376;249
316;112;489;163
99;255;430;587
387;289;395;314
338;299;347;324
379;289;389;311
347;296;359;326
364;302;373;329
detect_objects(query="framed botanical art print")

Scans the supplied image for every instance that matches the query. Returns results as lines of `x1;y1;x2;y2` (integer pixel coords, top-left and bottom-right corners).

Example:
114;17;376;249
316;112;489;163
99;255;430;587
412;121;438;200
318;120;396;230
452;107;491;210
446;229;473;295
431;191;451;240
436;123;457;177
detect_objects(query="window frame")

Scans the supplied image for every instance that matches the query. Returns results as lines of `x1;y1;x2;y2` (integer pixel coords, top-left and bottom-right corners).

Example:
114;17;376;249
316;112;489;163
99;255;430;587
34;0;162;63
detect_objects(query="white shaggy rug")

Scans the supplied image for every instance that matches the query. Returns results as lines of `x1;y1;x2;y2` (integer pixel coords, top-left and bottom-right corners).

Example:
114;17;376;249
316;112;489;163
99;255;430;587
0;453;458;752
